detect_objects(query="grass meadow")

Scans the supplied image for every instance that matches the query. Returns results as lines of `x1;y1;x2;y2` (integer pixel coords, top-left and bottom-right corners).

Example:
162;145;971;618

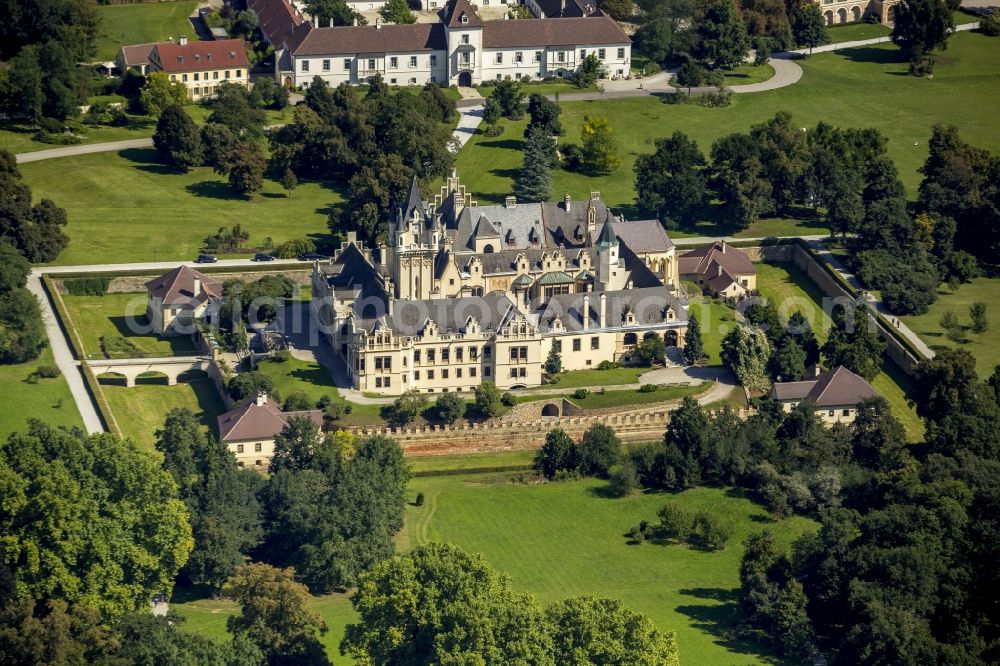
448;32;1000;237
95;0;199;62
20;147;342;265
61;292;198;358
0;346;83;439
173;469;817;664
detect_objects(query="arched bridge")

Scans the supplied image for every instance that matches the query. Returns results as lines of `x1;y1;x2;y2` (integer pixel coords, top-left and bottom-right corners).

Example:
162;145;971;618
86;356;214;387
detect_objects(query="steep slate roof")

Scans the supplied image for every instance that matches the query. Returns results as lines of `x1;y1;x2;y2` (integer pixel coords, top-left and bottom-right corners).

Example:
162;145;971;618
385;293;520;335
320;243;390;314
118;42;161;67
248;0;304;46
611;219;673;254
531;0;596;18
286;22;447;55
440;0;484;28
772;366;881;406
596;215;618;247
402;175;425;222
145;266;221;307
541;197;609;248
534;286;685;333
153;38;250;72
217;394;323;442
482;13;629;48
678;240;756;277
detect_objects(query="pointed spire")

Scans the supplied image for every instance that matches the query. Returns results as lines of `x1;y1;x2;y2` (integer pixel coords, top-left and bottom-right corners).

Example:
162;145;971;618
596;213;618;248
403;174;424;221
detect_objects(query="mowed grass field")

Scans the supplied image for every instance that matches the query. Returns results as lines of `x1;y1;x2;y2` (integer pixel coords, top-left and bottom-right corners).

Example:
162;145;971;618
900;277;1000;378
173;469;816;664
61;292;197;358
20;148;342;265
95;0;199;61
0;346;83;439
99;373;225;451
754;261;923;440
449;32;1000;236
399;475;817;664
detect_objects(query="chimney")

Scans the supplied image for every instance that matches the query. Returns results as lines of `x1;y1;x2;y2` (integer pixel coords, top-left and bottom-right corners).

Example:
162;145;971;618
193;276;201;295
256;391;267;406
353;17;358;25
328;17;334;27
582;294;590;331
505;196;517;209
179;35;188;46
560;0;566;14
717;264;723;277
599;292;606;328
590;191;601;200
720;240;726;253
312;16;319;28
347;230;357;245
376;18;382;29
564;193;571;212
388;297;394;317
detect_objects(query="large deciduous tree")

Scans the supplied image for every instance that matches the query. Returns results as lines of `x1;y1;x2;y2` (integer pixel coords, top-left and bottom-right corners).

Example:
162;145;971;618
534;428;580;479
793;3;828;53
891;0;955;63
578;423;622;478
0;421;193;618
153;104;203;171
634;130;707;228
0;151;69;264
341;543;554;665
820;303;885;381
139;71;187;118
721;325;773;392
695;0;752;69
580;115;622;175
379;0;416;23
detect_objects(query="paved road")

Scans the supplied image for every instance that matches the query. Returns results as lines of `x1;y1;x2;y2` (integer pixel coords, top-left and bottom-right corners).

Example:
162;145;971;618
788;22;979;56
452;105;484;152
25;272;105;434
15;138;154;164
730;56;802;94
34;257;306;276
672;234;829;246
806;241;935;359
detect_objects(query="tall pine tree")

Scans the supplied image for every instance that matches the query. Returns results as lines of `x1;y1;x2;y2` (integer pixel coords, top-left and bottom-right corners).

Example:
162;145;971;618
513;125;553;202
683;312;704;364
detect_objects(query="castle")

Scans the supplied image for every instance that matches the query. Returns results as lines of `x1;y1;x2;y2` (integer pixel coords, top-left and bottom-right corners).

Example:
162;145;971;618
311;172;688;396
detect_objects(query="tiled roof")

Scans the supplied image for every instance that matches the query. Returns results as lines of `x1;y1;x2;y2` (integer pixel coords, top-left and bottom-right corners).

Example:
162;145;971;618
535;286;685;333
611;219;674;253
286;21;447;55
772;366;881;406
248;0;304;46
218;394;323;442
145;266;221;307
152;39;250;72
118;42;161;67
382;293;521;335
678;241;756;277
482;13;629;48
531;0;597;17
440;0;484;28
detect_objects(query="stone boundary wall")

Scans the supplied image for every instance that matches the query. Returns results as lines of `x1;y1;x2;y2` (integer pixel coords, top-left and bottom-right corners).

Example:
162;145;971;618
52;269;311;294
352;407;753;456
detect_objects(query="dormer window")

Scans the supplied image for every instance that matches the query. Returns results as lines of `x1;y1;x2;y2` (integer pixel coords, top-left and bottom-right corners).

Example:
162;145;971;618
230;51;236;58
461;14;468;23
177;55;184;63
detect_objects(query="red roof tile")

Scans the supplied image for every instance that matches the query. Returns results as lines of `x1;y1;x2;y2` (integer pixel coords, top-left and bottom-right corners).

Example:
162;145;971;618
482;13;629;48
152;39;250;73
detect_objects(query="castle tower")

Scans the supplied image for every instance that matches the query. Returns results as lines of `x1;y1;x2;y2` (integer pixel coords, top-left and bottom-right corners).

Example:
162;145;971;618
596;213;624;291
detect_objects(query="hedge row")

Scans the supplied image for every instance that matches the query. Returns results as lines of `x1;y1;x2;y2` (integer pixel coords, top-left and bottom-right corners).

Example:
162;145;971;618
80;363;121;437
63;276;110;296
410;463;534;478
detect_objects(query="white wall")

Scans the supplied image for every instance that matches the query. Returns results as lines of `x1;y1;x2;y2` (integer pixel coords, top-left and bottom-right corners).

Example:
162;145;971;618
293;50;448;87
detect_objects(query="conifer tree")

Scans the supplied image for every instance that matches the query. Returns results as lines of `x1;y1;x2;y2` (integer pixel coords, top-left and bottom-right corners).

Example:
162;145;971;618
683;312;704;365
513;125;553;202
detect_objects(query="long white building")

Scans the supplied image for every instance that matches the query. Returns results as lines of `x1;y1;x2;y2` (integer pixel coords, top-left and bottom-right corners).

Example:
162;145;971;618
274;0;631;88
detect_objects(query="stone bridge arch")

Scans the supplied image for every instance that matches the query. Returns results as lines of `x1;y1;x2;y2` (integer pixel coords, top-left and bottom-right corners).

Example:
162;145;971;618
541;402;560;417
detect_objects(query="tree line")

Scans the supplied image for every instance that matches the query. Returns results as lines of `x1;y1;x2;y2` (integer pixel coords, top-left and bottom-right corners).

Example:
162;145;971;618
636;114;995;314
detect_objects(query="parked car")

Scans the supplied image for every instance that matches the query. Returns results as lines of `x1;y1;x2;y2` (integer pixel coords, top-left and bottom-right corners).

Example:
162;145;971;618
195;253;218;263
253;252;276;262
297;252;328;261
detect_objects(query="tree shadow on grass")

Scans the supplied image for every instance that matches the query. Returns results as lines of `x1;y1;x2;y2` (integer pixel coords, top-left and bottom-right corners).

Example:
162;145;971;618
288;365;336;388
118;147;160;164
585;483;620;499
186;180;245;201
479;138;523;150
835;46;907;68
490;167;520;180
676;587;787;664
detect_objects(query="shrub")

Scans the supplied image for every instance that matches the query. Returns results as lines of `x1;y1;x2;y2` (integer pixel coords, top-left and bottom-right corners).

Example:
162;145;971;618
39;118;64;133
607;460;639;497
484;124;504;137
982;12;1000;36
324;401;350;422
435;392;466;424
317;394;334;409
560;143;584;172
272;350;292;362
691;511;732;550
274;238;315;259
35;364;60;378
100;335;137;357
282;391;313;412
657;503;694;541
389;390;429;427
572;388;589;400
414;492;425;506
500;392;517;407
638;384;658;393
63;277;110;296
627;524;644;544
596;360;619;371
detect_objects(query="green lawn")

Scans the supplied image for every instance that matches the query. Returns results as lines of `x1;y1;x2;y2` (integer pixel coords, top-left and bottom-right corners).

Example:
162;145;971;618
451;32;1000;235
99;373;225;451
0;346;83;439
825;21;892;44
723;62;775;86
253;355;385;426
476;81;598;97
548;365;646;387
899;277;1000;378
406;449;536;474
20;148;341;265
400;475;817;664
174;472;815;664
95;0;199;62
520;382;709;409
686;297;739;365
61;292;198;358
754;261;924;439
0;116;159;155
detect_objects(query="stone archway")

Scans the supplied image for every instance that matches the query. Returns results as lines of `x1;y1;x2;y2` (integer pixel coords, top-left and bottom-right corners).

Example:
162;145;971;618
541;403;560;417
623;332;638;347
643;331;659;341
665;330;679;347
458;71;472;87
851;5;861;21
824;9;834;24
837;7;847;22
